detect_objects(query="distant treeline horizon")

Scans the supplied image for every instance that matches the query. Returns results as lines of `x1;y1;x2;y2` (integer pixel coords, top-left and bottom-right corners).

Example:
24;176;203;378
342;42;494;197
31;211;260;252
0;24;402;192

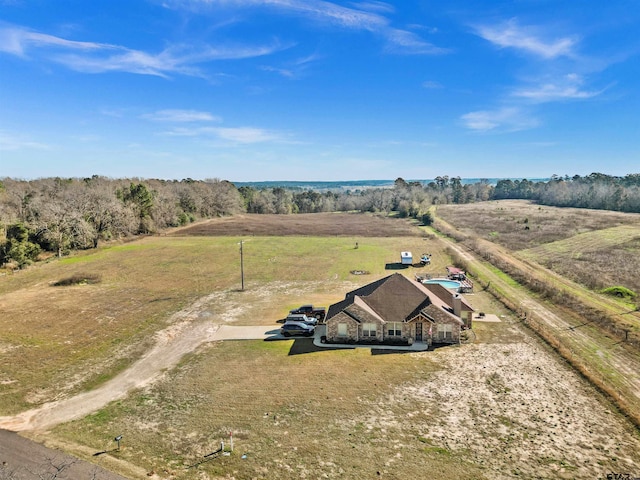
1;172;639;268
233;177;552;190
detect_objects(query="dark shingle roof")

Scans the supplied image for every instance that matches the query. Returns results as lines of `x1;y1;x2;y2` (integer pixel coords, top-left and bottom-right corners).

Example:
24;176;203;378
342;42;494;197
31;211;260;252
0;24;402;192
327;273;464;326
326;274;394;320
423;283;474;311
420;304;463;325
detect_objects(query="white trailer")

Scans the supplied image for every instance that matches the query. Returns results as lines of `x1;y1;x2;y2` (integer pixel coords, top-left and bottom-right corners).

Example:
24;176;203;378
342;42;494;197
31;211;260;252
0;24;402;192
400;251;413;265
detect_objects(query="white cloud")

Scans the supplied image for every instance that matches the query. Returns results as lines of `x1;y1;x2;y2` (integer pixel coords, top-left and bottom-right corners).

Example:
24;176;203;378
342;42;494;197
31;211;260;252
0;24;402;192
349;1;394;14
475;19;577;59
384;28;447;55
0;24;287;77
141;109;221;122
168;0;446;55
162;125;280;143
260;65;295;78
214;126;279;143
461;107;539;132
0;131;51;151
512;74;607;102
422;80;443;89
260;52;322;78
0;25;114;56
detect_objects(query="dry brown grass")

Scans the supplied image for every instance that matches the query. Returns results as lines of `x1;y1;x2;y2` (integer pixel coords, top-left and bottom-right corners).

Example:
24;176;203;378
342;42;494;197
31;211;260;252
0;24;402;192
55;340;488;479
5;212;640;479
54;310;640;480
436;200;640;295
436;199;640;251
172;212;426;237
438;217;640;430
0;217;436;416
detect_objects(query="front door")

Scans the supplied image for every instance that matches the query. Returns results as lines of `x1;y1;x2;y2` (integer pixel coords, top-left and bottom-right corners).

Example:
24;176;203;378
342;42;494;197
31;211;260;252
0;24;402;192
415;322;423;341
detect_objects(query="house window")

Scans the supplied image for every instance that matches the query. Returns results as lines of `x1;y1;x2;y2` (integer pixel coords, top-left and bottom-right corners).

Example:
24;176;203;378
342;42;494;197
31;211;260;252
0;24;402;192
338;323;348;337
437;323;453;340
387;322;402;337
362;323;376;337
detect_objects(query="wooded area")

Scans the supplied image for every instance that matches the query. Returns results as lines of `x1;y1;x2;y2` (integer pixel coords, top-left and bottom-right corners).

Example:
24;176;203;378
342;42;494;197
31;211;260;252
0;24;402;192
1;173;638;268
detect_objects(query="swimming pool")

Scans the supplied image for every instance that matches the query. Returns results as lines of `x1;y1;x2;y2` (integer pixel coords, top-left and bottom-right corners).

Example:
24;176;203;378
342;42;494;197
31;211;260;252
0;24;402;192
423;279;461;290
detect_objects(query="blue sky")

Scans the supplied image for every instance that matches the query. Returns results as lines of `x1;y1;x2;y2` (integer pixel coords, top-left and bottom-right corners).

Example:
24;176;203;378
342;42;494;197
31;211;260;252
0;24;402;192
1;0;638;181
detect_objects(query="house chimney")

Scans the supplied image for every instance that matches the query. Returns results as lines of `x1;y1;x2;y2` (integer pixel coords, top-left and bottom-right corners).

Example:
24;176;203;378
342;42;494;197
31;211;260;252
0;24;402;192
452;294;462;318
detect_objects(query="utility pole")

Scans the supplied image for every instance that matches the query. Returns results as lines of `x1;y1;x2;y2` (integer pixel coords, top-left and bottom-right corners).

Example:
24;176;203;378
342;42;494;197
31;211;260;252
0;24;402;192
239;240;245;291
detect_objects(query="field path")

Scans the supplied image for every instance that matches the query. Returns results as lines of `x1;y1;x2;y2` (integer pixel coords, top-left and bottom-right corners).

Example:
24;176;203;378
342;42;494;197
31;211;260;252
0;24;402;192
482;237;640;324
0;294;222;432
439;231;640;422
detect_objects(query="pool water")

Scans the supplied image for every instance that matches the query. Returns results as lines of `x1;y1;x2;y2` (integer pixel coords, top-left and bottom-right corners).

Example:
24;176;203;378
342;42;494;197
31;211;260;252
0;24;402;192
424;279;461;290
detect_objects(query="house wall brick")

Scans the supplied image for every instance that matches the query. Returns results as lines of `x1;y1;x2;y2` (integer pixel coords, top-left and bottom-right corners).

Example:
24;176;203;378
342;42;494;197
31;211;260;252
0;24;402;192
359;317;384;342
433;317;461;344
326;312;359;342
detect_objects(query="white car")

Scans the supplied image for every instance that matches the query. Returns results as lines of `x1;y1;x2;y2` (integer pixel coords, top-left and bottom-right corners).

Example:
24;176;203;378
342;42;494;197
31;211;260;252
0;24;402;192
285;314;318;326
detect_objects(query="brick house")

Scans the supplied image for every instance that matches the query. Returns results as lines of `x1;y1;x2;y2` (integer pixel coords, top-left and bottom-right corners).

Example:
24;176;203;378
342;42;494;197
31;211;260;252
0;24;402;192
325;273;472;346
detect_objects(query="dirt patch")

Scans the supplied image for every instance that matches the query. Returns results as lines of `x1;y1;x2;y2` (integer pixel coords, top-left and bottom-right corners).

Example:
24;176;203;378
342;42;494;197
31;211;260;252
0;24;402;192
170;213;426;237
445;234;640;415
366;324;640;479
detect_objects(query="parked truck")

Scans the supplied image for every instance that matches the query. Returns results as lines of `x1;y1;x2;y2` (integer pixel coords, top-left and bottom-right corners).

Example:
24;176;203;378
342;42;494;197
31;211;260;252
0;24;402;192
289;304;327;321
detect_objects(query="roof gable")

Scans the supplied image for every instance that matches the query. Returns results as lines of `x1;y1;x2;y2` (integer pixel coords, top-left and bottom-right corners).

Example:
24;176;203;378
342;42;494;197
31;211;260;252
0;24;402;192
361;274;432;323
326;273;466;326
423;283;474;311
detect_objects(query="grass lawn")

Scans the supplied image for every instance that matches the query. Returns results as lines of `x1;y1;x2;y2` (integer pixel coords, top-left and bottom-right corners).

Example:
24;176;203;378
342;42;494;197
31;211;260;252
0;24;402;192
55;340;485;479
0;229;444;415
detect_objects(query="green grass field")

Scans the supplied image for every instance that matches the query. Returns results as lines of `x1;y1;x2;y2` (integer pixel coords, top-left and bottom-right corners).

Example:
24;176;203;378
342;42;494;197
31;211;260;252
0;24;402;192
2;229;492;478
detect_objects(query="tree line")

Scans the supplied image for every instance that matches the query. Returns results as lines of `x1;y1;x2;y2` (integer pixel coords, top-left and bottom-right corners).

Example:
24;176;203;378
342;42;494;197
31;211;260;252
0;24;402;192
493;173;640;212
0;176;243;268
1;172;638;268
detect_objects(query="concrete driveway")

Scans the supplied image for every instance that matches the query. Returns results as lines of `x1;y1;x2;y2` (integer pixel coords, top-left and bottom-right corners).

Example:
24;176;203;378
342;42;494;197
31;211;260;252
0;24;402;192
212;325;283;340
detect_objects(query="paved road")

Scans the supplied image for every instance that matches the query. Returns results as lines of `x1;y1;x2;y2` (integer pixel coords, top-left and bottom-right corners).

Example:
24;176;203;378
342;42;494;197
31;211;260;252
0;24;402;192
0;429;128;479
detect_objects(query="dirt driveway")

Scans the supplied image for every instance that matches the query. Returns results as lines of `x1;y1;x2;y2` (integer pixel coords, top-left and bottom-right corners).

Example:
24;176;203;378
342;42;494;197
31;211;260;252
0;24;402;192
212;325;281;340
0;302;287;432
0;294;219;432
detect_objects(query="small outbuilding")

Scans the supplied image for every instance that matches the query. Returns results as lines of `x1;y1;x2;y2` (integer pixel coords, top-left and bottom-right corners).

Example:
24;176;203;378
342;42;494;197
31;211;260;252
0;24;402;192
400;251;413;265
